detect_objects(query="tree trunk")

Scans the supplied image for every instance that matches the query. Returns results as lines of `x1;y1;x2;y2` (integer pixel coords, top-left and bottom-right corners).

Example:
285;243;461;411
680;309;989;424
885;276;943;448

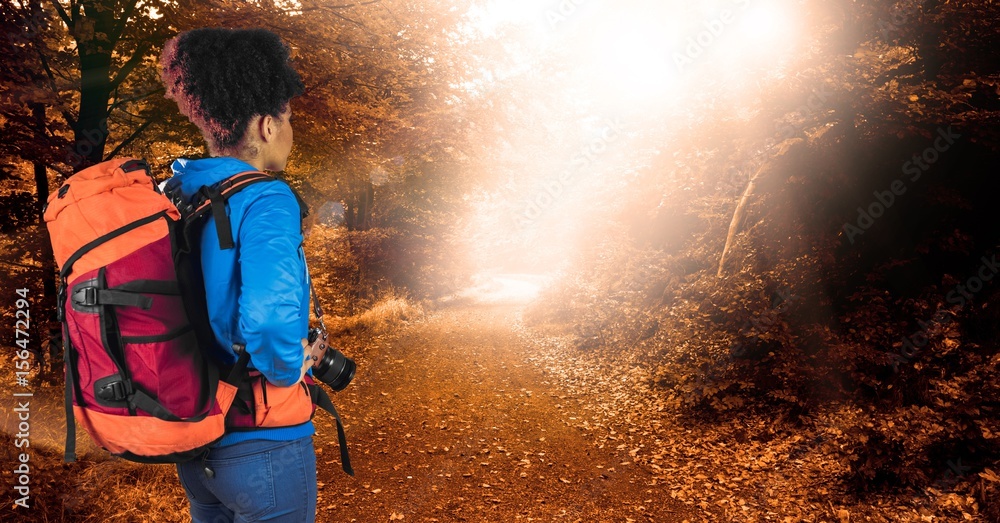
344;181;375;231
73;48;112;170
717;138;804;277
69;4;121;171
345;195;358;231
717;169;762;278
358;181;374;230
32;103;58;370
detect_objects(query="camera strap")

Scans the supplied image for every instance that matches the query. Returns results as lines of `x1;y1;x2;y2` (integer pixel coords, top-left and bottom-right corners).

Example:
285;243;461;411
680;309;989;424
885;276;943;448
308;382;354;476
303;257;353;476
309;276;326;330
306;259;327;333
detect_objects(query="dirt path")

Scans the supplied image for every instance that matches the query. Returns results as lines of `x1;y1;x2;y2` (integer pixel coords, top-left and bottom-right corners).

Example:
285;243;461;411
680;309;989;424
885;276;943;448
316;302;691;522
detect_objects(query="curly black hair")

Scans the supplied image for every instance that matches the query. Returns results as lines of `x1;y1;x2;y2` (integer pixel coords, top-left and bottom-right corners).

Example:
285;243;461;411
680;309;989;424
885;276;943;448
160;28;304;155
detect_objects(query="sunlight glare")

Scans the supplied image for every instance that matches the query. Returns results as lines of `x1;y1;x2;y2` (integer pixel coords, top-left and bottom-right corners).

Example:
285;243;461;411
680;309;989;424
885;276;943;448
738;2;795;45
461;0;805;272
594;23;679;101
686;1;800;86
449;273;551;305
583;16;683;105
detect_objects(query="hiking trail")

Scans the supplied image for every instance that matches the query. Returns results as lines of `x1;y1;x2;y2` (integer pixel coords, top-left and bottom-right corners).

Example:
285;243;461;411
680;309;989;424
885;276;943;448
318;281;691;522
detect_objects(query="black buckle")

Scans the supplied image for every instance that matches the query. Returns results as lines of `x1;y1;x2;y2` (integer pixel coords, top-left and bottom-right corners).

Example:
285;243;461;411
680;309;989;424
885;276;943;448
96;379;127;402
72;286;98;307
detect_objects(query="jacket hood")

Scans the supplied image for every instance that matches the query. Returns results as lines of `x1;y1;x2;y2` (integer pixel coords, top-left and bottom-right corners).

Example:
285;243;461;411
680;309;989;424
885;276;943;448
165;157;260;203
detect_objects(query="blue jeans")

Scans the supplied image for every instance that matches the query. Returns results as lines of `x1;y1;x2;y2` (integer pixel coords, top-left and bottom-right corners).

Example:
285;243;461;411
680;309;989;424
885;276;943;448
177;436;317;522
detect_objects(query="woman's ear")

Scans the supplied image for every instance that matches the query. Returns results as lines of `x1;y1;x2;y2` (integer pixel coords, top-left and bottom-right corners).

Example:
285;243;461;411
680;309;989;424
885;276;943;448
244;114;274;146
259;114;278;144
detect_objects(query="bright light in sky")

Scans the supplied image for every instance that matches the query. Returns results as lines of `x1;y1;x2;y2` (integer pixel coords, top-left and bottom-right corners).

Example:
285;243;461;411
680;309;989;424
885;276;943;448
738;3;795;44
592;20;680;101
705;1;798;79
565;1;798;108
462;0;800;106
463;0;807;270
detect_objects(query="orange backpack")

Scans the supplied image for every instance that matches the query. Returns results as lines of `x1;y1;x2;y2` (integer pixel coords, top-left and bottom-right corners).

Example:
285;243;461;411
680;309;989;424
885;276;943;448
44;158;241;463
45;158;353;475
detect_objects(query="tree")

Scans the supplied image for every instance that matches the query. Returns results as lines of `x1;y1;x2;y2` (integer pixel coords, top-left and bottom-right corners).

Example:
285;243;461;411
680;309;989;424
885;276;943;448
1;0;72;367
0;0;209;369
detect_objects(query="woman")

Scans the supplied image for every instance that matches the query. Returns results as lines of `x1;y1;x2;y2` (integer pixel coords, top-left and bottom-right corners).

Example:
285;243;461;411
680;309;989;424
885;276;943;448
159;27;321;522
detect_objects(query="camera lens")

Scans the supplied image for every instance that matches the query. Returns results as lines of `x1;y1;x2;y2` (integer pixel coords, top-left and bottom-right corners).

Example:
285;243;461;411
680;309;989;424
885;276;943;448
314;348;356;391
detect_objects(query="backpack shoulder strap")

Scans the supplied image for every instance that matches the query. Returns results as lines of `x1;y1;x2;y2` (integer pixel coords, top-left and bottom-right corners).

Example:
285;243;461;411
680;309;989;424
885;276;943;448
182;171;309;251
187;171;274;250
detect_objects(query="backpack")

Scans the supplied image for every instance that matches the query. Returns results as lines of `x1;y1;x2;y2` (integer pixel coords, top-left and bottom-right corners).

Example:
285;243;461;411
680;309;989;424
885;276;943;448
44;158;241;463
44;157;352;475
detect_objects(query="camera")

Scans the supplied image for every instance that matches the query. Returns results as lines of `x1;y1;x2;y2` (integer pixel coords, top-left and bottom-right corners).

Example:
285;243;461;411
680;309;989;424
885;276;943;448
308;327;356;391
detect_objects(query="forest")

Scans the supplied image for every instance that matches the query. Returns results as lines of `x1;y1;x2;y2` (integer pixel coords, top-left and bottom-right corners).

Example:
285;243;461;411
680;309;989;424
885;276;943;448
2;0;1000;521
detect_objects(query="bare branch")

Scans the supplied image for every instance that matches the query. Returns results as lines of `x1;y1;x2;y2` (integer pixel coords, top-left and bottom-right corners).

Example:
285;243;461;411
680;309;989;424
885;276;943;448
303;73;341;95
717;138;804;278
47;162;72;179
328;10;369;31
292;0;382;13
32;47;77;128
108;87;164;112
110;0;140;43
109;41;151;89
103;118;155;160
47;0;72;28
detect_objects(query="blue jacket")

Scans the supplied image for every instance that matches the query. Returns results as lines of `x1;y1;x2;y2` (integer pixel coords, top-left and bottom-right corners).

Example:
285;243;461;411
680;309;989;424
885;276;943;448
166;157;314;445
